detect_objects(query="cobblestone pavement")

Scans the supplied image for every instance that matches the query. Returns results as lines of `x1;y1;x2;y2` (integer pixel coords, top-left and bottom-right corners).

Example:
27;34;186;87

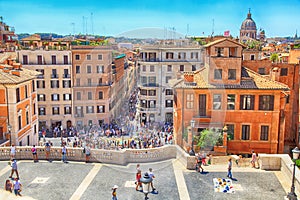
0;159;288;200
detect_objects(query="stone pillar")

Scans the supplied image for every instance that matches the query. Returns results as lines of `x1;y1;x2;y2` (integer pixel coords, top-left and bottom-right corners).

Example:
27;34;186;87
223;131;227;148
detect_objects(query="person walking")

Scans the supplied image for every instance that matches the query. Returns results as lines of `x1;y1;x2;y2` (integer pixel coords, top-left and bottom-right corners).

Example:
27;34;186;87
227;158;233;179
148;168;156;192
196;153;204;173
45;141;51;162
112;185;118;200
9;159;19;179
61;144;67;163
85;145;91;163
251;150;257;168
31;145;38;162
136;169;142;191
10;144;16;160
13;178;22;196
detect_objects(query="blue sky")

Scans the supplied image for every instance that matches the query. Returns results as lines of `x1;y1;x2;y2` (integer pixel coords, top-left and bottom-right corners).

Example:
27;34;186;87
1;0;300;38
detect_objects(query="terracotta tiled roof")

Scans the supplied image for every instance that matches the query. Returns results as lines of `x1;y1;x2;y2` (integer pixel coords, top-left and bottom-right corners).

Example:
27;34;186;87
171;67;289;90
0;68;40;84
204;38;245;48
21;34;41;41
289;49;300;64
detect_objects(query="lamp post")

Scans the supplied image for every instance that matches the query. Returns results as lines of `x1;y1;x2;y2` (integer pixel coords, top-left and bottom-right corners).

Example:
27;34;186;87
189;120;195;156
140;172;153;200
8;124;12;146
287;147;300;200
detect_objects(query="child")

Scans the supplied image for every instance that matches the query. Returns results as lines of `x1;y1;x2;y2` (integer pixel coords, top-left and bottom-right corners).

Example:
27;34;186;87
136;169;142;191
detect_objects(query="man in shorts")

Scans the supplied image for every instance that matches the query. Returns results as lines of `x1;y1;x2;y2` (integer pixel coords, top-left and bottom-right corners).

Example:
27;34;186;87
45;141;51;161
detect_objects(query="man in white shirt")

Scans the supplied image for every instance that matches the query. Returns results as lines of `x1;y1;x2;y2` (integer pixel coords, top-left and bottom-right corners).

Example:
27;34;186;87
13;177;22;196
148;168;156;192
10;144;16;160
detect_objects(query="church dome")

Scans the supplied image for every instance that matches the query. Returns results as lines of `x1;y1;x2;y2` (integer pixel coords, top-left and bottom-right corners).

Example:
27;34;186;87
241;10;257;31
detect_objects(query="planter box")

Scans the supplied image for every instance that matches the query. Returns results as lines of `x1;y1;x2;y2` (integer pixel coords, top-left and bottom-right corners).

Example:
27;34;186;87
214;146;227;153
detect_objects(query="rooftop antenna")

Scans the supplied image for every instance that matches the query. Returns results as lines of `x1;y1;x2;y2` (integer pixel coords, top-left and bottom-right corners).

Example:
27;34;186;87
85;17;88;35
186;24;189;37
82;16;85;34
91;12;94;35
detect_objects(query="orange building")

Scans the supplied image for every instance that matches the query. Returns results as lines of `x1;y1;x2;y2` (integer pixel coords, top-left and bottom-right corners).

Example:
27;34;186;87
0;53;40;146
171;38;294;154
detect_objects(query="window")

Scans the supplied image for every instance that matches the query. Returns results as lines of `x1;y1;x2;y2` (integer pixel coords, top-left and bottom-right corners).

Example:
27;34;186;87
38;94;46;101
140;90;147;95
76;65;80;73
38;107;46;115
213;94;222;110
51;94;60;101
148;90;156;96
99;91;103;99
32;80;35;92
148;100;156;108
97;105;105;113
216;47;224;57
141;76;147;85
98;78;102;85
141;100;147;108
214;69;222;79
228;69;236;80
166;52;174;59
51;69;57;78
240;95;254;110
63;94;71;101
88;92;92;100
37;80;45;88
63;69;70;78
180;65;184;72
76;92;81;100
97;65;104;73
260;125;269;141
167;65;172;72
199;94;206;116
51;55;56;64
148;77;156;86
226;124;235;140
280;68;288;76
227;94;235;110
192;65;196;71
241;125;250;140
258;68;265;75
166;76;172;83
50;80;59;88
250;55;255;60
33;103;36;115
37;55;42;64
23;55;28;64
52;107;60;115
87;78;92;86
63;55;68;64
150;65;155;72
25;111;29;125
98;54;103;60
186;94;194;109
191;52;199;59
16;88;20;103
165;89;173;95
75;106;83;117
25;85;28;98
86;54;91;60
18;115;22;130
75;54;80;60
178;52;186;59
142;65;146;72
76;78;80;86
86;106;94;114
259;95;274;111
87;65;92;73
63;80;71;88
64;106;72;115
166;100;173;107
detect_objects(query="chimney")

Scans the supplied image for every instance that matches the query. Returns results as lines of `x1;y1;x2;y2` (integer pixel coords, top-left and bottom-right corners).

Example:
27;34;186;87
270;66;279;81
184;73;194;82
11;70;20;76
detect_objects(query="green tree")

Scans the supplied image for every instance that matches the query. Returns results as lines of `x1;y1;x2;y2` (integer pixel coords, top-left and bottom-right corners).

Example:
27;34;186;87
194;129;222;149
270;53;279;63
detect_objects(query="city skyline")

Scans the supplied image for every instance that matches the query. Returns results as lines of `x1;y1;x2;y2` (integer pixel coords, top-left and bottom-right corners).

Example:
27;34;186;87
1;0;300;38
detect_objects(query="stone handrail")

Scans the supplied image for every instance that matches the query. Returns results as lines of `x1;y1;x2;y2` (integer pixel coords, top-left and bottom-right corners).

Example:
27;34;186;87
0;145;180;165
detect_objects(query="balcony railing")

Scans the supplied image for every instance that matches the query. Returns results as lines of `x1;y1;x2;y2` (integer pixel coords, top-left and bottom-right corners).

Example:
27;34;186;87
63;74;71;78
51;74;59;78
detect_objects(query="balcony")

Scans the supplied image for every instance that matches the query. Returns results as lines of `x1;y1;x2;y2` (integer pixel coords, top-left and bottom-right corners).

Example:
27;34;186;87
75;113;84;118
37;74;44;79
63;74;71;78
51;74;59;79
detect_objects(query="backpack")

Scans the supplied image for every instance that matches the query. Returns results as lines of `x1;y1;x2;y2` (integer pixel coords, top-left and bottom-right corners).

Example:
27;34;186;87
83;148;86;154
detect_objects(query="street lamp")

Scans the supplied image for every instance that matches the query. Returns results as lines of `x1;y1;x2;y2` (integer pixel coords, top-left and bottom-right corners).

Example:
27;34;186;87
189;120;195;156
8;124;12;146
287;147;300;200
140;172;153;200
